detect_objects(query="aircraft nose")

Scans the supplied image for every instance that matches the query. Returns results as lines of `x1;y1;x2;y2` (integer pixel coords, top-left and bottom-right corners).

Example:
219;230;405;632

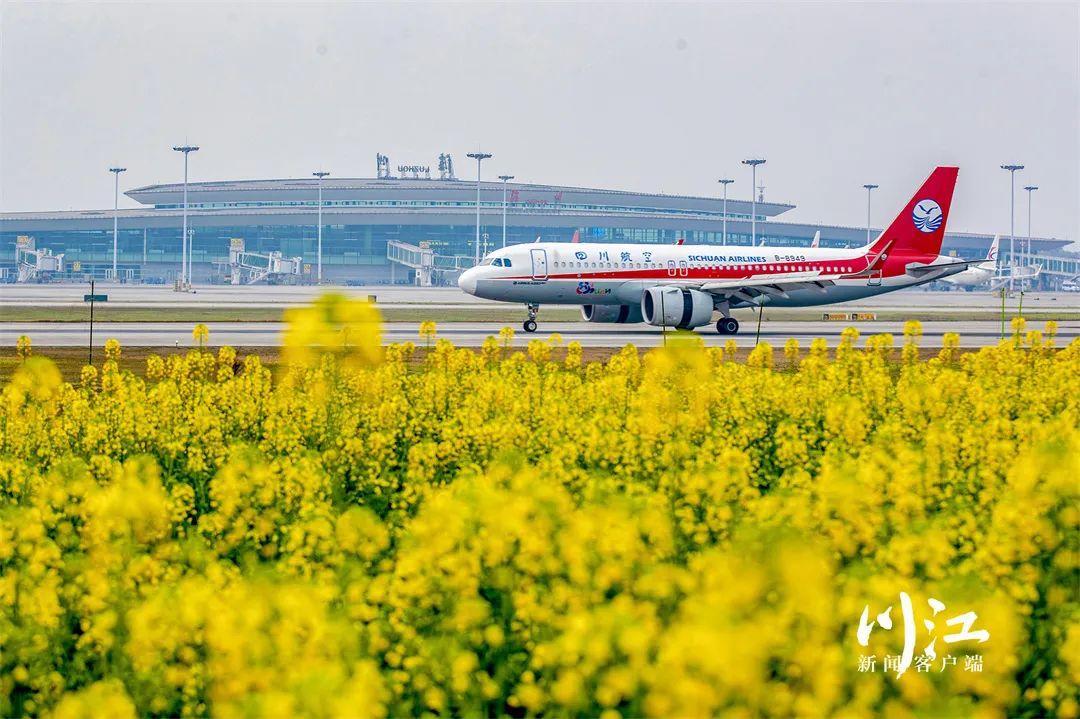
458;268;478;295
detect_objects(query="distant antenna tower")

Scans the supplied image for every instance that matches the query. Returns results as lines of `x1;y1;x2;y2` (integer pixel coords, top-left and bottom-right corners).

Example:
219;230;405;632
757;183;765;203
376;153;391;179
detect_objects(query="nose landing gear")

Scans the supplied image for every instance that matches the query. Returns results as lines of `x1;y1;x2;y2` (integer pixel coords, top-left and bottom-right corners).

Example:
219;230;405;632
523;303;539;333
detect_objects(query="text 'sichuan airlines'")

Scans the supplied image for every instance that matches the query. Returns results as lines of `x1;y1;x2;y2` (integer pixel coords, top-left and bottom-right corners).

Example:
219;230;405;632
458;167;968;334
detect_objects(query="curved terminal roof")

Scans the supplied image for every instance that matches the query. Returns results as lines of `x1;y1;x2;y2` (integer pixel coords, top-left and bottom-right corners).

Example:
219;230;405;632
125;177;795;218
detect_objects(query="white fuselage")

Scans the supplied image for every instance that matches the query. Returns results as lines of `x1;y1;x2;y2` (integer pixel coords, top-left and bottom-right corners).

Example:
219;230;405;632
942;261;996;288
458;242;962;309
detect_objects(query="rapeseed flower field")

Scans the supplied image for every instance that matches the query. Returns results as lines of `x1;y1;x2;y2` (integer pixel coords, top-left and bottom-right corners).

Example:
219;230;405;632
1;295;1077;718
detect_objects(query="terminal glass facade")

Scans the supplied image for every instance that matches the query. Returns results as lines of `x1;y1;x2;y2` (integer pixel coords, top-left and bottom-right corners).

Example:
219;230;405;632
6;221;1023;280
2;223;780;280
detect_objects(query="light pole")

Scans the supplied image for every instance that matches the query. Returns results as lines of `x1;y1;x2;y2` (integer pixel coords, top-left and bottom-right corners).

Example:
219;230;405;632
863;184;878;245
1023;185;1038;270
109;167;126;280
742;159;765;246
1001;164;1024;292
313;171;330;283
499;174;514;248
173;145;199;286
718;179;733;245
467;152;492;264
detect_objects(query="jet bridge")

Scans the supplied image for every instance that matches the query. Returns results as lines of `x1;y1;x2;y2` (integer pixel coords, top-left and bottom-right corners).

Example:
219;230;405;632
386;240;474;286
15;236;65;283
226;238;304;285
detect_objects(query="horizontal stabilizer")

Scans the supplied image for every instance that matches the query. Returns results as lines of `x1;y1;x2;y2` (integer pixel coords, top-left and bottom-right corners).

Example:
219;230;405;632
905;259;971;278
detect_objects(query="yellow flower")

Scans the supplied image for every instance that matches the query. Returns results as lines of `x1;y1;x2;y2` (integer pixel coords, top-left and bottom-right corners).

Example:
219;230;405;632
104;338;122;362
499;325;515;350
419;321;437;348
747;341;773;369
282;292;382;369
1;315;1076;718
16;334;32;361
783;338;800;367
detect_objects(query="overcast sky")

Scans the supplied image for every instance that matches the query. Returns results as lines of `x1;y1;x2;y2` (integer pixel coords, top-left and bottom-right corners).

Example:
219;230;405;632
2;1;1077;240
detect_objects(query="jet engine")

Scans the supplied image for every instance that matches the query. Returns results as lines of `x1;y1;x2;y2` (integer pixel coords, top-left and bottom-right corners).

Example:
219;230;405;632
581;304;644;324
641;287;715;328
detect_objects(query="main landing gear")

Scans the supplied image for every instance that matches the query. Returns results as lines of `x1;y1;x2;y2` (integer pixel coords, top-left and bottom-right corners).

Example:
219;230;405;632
715;299;739;335
523;303;539;333
716;317;740;335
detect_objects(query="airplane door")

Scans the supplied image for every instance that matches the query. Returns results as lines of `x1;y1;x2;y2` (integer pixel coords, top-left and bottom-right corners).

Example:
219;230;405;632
666;260;677;277
678;260;689;277
530;249;548;280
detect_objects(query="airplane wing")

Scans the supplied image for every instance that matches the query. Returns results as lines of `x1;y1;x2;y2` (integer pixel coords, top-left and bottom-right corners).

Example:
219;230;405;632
672;242;886;306
688;275;837;306
671;258;970;306
1013;264;1042;279
653;234;987;306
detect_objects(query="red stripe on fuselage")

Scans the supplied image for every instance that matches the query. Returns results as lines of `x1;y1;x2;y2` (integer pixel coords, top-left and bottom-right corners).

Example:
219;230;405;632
496;264;868;282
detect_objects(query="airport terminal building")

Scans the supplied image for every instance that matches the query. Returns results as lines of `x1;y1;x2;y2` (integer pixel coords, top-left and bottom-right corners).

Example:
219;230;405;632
2;161;1075;285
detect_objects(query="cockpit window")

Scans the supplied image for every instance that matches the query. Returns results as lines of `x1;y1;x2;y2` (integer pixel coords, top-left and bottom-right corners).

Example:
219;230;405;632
493;258;503;267
503;258;512;267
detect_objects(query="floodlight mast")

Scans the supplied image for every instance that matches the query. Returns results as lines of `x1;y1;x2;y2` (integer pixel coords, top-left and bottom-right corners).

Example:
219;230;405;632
109;167;127;280
742;159;766;246
718;179;734;246
498;174;514;248
313;171;330;283
1023;185;1038;271
1001;164;1024;292
863;184;878;245
172;145;199;287
467;152;492;264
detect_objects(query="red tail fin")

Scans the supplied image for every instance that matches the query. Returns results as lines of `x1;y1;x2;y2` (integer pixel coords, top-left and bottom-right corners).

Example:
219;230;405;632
571;230;580;244
869;167;958;258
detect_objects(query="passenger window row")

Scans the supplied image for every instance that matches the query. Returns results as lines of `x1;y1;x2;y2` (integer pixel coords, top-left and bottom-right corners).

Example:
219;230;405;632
548;260;855;273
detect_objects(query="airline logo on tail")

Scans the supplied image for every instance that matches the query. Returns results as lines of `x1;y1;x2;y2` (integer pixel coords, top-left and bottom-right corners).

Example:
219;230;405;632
987;235;999;262
912;200;943;233
869;167;957;261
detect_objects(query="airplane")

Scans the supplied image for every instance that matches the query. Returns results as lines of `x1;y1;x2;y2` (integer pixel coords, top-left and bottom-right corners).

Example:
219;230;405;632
941;235;999;290
458;166;969;334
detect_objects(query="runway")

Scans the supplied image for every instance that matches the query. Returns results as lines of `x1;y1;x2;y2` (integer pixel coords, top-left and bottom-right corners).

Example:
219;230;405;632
3;284;1079;313
0;284;485;308
3;319;1074;349
4;285;1077;349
